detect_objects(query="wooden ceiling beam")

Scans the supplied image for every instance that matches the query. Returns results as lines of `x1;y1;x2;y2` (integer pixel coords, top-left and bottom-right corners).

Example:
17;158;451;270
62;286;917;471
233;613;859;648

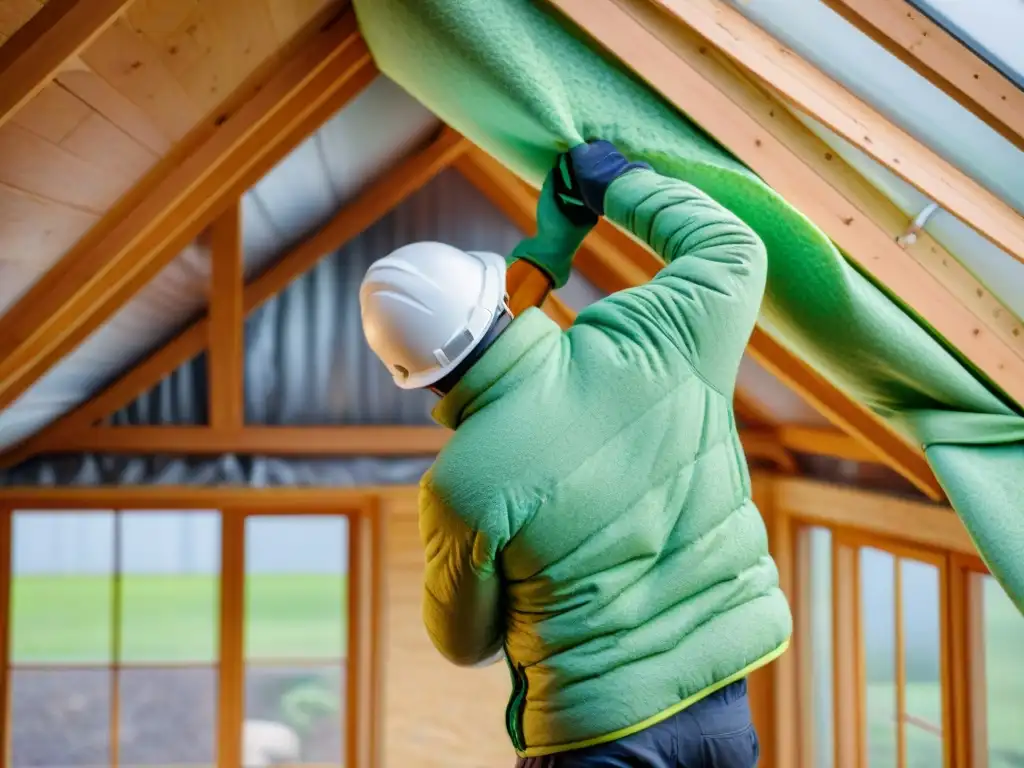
33;422;801;470
644;0;1024;264
0;0;132;130
548;0;1024;411
37;425;452;456
0;10;376;414
777;424;880;463
820;0;1024;153
0;127;469;469
454;148;942;499
744;330;940;499
208;200;245;430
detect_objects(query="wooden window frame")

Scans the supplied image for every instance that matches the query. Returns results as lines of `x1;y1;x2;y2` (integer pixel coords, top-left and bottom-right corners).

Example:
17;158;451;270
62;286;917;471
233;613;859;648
0;494;385;768
784;492;1003;768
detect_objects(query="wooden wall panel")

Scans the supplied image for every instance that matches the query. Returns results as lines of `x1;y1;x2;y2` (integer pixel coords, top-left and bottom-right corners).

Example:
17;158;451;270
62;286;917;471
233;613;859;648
379;491;512;768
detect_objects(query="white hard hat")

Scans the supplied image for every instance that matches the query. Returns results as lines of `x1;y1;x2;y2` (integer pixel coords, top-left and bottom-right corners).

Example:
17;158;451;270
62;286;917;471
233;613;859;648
359;241;509;390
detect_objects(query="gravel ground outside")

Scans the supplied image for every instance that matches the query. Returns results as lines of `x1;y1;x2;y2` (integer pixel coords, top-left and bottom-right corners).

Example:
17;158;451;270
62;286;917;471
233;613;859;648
10;667;345;768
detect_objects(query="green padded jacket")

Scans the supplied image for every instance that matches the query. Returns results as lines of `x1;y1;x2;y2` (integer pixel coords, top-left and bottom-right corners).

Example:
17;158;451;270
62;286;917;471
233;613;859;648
419;169;793;758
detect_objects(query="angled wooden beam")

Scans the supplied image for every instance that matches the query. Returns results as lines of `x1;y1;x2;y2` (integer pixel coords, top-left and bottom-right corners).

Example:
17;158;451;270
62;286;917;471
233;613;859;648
549;0;1024;411
454;147;942;498
0;0;132;130
733;391;780;428
39;425;452;455
777;424;879;463
739;428;799;472
744;330;941;499
542;293;576;330
607;0;1024;363
820;0;1024;153
0;127;468;468
208;201;245;429
644;0;1024;264
0;10;377;414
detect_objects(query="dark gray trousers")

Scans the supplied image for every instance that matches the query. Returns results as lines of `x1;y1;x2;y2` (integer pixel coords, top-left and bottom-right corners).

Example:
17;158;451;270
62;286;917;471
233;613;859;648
516;679;759;767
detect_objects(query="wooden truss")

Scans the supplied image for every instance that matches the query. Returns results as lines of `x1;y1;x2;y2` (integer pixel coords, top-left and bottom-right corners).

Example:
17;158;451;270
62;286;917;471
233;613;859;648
550;0;1024;410
6;0;1021;500
0;8;376;413
820;0;1024;153
0;0;132;131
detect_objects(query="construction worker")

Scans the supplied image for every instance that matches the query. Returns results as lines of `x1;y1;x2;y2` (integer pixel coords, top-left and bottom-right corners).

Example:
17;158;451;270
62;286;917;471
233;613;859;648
360;140;792;767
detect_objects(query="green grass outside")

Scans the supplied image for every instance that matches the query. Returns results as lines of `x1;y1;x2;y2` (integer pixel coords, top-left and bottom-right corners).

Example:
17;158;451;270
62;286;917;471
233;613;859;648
11;571;1024;764
10;574;348;664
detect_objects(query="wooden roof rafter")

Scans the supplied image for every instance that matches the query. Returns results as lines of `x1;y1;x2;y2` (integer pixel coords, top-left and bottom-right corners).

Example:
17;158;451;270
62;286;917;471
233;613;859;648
819;0;1024;153
454;145;942;498
0;0;134;131
547;0;1024;413
0;9;377;415
0;126;469;470
646;0;1024;265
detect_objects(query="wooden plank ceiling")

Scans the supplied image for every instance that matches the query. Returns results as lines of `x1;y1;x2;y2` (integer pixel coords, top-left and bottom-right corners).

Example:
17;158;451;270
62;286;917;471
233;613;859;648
0;0;337;320
0;0;1017;498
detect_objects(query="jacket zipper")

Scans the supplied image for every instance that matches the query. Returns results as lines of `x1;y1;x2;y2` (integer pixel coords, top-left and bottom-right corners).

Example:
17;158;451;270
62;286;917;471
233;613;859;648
505;661;529;752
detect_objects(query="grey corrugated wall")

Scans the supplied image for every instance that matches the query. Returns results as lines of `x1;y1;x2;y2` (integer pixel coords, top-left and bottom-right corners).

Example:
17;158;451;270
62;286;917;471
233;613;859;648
2;168;602;487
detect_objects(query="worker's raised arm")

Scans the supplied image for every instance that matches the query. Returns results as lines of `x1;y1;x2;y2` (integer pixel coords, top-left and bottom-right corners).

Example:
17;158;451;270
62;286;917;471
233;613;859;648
504;161;598;296
572;142;767;395
418;482;505;667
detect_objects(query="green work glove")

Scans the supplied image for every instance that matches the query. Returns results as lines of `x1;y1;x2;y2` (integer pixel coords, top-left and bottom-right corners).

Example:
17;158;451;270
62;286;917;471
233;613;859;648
506;161;595;289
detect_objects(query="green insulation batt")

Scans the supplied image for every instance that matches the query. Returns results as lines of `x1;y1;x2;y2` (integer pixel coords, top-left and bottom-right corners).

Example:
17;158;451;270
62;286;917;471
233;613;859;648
351;0;1024;611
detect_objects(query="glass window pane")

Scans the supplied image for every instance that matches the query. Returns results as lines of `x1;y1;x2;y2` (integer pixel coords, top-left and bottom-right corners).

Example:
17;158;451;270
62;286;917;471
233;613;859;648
861;548;897;768
245;516;348;661
11;512;115;663
119;512;220;663
10;668;111;767
244;666;343;767
901;559;944;767
119;667;218;768
809;527;834;768
978;573;1024;766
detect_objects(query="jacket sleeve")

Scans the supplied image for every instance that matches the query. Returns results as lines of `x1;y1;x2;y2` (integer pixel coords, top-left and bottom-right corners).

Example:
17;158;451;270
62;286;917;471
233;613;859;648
591;169;768;394
418;483;505;667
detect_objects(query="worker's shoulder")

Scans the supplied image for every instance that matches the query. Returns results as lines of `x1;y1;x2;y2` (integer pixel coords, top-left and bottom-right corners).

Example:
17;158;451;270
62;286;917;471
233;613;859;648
421;433;508;510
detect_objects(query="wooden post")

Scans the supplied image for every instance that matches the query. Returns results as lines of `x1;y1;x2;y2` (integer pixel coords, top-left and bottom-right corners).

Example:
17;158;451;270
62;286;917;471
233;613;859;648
217;512;246;768
749;475;777;768
895;557;907;768
209;201;245;429
833;539;864;768
0;508;12;768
